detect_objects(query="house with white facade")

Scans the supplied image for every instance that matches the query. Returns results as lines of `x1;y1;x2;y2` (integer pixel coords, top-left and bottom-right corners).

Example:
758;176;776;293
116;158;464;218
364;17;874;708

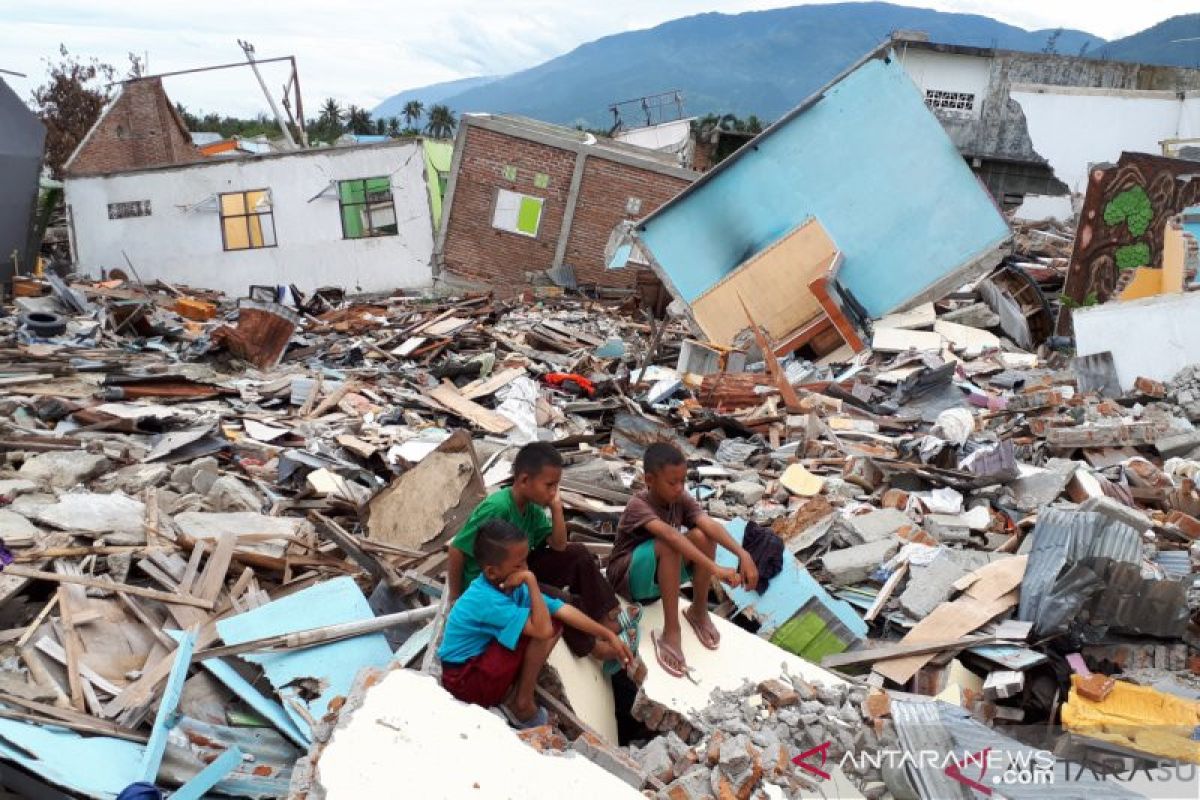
893;33;1200;218
63;78;436;295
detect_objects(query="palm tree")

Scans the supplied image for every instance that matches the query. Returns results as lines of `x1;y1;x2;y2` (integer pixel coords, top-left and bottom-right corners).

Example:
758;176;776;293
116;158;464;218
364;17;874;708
318;98;343;130
346;105;373;135
425;104;457;139
744;115;764;135
374;118;387;135
387;116;401;136
402;100;424;130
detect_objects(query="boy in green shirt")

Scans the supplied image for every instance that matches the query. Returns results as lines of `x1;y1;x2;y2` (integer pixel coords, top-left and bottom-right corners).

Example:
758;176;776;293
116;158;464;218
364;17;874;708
448;442;629;665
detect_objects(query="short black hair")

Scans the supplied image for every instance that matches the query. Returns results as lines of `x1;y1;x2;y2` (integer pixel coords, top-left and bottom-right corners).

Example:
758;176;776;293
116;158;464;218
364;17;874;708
513;441;563;479
474;519;526;567
644;442;686;475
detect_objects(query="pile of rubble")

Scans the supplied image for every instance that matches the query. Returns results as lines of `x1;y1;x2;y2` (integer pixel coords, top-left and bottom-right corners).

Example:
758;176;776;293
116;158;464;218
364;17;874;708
0;209;1196;798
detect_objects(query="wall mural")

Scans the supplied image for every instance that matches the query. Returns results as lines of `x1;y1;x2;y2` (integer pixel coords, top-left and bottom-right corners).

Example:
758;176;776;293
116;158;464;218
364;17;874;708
1058;151;1200;334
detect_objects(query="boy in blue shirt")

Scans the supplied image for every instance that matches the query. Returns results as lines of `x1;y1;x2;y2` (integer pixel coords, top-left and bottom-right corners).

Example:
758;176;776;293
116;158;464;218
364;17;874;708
439;519;633;728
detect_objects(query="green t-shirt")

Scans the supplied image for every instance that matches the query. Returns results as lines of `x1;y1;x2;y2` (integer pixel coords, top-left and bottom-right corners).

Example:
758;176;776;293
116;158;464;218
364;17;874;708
451;487;553;585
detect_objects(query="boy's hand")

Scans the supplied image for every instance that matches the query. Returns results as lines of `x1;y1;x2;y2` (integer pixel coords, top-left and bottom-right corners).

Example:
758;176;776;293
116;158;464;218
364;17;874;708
548;491;564;514
737;552;759;592
716;565;742;588
604;630;634;667
501;570;536;592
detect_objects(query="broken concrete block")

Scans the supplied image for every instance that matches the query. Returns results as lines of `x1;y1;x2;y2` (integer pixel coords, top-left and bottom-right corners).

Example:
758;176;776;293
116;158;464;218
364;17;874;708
982;670;1024;700
661;765;713;800
724;481;765;506
898;553;968;619
206;475;263;513
1078;495;1152;533
0;509;40;547
33;492;145;536
19;451;110;489
94;463;170;494
635;736;676;784
1008;460;1076;513
820;539;898;585
717;733;752;777
1155;429;1200;459
0;479;38;498
572;731;644;789
847;508;910;544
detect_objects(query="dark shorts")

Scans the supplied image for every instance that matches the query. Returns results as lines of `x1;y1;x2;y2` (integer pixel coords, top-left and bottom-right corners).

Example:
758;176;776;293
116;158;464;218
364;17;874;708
441;637;529;708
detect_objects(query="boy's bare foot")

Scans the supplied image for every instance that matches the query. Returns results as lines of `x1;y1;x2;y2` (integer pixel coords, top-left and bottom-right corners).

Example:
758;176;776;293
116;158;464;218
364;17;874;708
683;603;720;650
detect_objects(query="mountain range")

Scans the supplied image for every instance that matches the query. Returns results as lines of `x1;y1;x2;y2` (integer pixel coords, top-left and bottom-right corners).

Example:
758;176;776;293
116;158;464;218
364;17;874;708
372;3;1200;128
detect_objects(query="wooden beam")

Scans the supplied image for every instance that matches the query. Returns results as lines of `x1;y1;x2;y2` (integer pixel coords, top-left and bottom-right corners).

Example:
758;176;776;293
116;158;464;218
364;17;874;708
4;566;214;609
807;274;865;352
820;635;997;669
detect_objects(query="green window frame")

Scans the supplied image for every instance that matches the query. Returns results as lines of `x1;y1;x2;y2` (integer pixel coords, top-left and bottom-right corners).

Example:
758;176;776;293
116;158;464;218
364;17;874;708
338;177;398;239
492;188;544;238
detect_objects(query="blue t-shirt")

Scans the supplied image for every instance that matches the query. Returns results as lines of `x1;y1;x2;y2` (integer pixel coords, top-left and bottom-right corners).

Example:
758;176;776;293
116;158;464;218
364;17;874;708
438;575;564;664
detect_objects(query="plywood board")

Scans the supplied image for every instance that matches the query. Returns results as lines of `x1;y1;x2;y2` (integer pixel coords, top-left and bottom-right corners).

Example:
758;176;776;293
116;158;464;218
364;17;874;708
427;382;514;434
690;217;838;346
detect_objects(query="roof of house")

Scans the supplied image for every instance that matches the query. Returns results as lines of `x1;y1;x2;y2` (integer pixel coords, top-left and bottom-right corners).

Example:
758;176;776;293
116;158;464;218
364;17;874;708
462;113;695;180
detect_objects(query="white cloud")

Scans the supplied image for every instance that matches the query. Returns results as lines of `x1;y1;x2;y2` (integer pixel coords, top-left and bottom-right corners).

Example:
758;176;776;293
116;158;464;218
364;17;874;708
1;1;1195;118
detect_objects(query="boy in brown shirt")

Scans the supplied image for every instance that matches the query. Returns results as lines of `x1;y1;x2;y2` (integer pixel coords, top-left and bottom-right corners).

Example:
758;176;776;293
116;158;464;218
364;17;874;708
608;443;758;677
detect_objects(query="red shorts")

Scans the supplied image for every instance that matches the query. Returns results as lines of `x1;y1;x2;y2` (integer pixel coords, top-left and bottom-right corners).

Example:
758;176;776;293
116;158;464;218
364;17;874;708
441;637;529;708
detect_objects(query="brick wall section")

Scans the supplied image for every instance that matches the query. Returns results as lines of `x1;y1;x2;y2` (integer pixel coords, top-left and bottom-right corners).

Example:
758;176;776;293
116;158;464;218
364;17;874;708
66;78;200;176
441;122;694;289
441;126;576;285
564;157;692;287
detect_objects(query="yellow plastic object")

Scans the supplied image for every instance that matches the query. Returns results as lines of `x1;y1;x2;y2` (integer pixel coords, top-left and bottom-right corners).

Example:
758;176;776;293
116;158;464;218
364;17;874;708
1062;675;1200;763
781;463;824;497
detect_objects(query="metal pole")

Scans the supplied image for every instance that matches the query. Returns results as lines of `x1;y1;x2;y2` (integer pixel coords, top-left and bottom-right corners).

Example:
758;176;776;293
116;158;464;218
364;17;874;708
237;39;297;150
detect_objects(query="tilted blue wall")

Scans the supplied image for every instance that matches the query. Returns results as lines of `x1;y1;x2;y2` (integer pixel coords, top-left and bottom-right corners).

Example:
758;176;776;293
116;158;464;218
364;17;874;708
637;54;1010;318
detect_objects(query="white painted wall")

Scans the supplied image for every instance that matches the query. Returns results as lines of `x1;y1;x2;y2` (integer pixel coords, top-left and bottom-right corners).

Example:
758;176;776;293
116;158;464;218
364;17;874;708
614;118;693;151
1012;87;1200;195
897;49;991;119
1074;291;1200;389
65;141;434;295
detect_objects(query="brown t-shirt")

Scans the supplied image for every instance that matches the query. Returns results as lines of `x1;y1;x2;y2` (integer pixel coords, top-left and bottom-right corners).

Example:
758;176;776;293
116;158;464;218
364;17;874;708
608;490;702;594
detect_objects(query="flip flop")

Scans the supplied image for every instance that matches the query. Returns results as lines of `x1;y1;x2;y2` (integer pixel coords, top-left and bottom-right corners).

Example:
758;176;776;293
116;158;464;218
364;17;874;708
616;604;643;635
684;605;721;651
650;629;688;678
500;704;549;730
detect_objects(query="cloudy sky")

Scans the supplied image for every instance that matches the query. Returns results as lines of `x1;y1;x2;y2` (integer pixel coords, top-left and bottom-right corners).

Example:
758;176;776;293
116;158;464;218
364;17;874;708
1;1;1195;118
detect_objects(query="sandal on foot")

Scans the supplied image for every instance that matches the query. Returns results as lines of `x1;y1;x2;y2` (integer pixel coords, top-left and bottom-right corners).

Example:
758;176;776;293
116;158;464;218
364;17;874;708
684;605;720;650
650;629;688;678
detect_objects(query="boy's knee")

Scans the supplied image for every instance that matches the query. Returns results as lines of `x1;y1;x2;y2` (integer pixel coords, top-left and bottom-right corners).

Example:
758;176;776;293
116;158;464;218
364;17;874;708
561;542;593;565
687;528;715;553
654;538;680;562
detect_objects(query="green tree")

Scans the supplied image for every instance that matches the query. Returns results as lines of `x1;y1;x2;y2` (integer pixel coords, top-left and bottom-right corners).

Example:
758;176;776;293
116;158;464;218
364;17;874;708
312;97;344;141
374;117;387;135
346;104;372;135
402;99;424;129
424;104;457;139
31;46;115;178
387;116;401;136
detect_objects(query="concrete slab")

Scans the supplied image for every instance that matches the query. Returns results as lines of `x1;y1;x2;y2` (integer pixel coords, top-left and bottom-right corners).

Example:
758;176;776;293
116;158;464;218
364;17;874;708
820;538;899;585
546;642;619;744
636;600;845;721
315;669;641;799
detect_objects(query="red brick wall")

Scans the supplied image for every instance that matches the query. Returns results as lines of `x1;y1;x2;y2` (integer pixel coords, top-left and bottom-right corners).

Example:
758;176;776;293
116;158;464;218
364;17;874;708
441;126;576;285
441;123;694;289
564;157;692;287
66;78;200;176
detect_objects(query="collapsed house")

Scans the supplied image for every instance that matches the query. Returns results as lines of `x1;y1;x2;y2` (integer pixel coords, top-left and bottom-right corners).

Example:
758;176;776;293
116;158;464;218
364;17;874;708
62;78;441;295
436;113;696;292
611;43;1011;355
892;32;1200;218
0;76;47;283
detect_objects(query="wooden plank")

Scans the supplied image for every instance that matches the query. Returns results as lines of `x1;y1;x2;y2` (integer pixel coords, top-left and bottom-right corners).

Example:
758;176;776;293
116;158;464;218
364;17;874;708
171;744;243;800
310;511;404;589
460;367;527;400
55;588;85;712
192;531;236;603
427;381;514;434
821;635;997;669
34;637;123;697
3;566;214;609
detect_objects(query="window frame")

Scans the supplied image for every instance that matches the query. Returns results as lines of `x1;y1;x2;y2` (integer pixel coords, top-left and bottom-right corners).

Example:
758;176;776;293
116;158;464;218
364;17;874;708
218;189;277;252
491;188;544;239
924;89;976;116
337;176;399;240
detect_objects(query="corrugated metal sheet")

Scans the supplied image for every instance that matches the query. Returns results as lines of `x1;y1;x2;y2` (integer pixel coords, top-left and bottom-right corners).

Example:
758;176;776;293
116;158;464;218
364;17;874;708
1017;508;1140;625
892;699;1142;799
